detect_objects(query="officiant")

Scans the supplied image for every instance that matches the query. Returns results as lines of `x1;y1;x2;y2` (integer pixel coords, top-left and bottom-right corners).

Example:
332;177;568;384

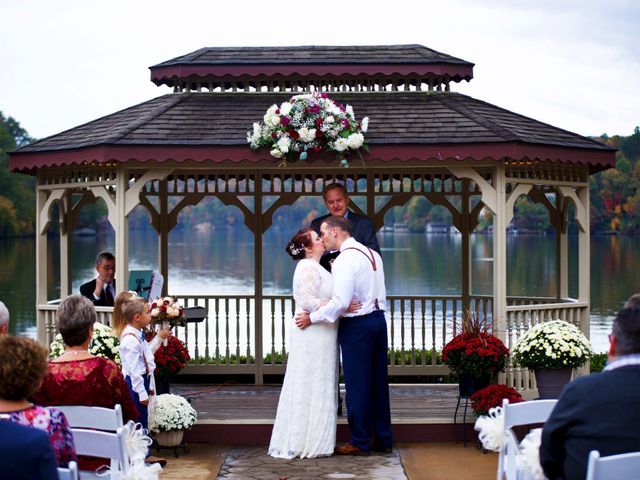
79;251;117;307
311;183;380;272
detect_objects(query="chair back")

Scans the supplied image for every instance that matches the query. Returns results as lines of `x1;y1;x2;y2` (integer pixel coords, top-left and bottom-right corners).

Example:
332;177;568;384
585;449;640;480
54;404;123;431
57;460;79;480
71;426;129;478
497;398;558;480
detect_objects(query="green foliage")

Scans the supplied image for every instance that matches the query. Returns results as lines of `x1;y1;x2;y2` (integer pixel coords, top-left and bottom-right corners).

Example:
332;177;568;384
589;352;608;373
0;112;36;236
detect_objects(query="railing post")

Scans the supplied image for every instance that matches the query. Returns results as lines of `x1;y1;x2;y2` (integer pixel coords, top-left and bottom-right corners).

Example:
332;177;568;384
254;174;264;384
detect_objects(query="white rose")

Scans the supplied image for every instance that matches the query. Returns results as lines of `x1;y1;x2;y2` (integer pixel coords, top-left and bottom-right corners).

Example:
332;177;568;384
151;308;160;316
277;136;290;153
325;115;335;124
280;102;293;116
334;138;349;152
270;148;283;158
270;115;281;126
346;105;354;119
347;132;364;149
298;127;317;143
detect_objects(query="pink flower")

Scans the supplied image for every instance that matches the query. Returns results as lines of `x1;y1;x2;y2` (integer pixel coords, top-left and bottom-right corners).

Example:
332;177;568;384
280;116;290;126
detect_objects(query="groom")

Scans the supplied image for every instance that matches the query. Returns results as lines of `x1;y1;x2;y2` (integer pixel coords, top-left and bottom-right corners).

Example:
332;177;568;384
295;215;393;456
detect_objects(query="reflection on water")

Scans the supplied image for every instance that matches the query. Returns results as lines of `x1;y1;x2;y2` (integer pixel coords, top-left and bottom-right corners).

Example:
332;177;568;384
1;230;638;353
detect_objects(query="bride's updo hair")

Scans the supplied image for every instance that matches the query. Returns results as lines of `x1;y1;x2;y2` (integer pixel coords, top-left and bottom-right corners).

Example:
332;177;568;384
286;228;314;260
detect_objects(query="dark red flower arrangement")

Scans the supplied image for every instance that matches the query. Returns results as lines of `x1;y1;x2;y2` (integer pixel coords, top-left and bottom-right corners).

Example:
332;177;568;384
153;336;190;381
470;384;524;416
442;332;510;379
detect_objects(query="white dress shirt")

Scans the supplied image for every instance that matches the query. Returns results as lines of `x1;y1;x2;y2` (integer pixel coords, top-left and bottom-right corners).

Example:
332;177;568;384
119;325;160;401
310;237;387;324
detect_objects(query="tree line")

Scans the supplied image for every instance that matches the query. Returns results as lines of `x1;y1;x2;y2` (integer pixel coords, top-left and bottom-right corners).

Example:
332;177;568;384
1;111;639;236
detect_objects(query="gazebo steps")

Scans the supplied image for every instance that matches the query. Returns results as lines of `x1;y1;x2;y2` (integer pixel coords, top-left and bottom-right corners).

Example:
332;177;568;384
172;384;479;444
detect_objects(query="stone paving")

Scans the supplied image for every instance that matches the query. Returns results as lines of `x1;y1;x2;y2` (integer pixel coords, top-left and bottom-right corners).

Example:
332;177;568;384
216;446;407;480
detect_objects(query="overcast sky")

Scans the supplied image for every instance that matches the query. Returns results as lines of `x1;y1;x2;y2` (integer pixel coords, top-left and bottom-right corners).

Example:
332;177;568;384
1;0;638;141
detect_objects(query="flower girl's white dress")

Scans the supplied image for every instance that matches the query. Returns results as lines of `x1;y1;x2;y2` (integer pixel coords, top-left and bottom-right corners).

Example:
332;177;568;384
268;258;338;458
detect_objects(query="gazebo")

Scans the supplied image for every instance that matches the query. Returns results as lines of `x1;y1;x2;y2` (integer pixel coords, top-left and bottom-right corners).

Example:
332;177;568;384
10;44;614;393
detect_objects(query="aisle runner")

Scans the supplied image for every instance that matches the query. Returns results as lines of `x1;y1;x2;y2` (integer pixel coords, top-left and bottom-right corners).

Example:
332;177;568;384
216;446;407;480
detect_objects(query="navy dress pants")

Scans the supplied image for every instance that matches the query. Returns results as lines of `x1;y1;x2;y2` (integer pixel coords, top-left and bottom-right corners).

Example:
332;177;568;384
125;374;151;431
338;309;393;451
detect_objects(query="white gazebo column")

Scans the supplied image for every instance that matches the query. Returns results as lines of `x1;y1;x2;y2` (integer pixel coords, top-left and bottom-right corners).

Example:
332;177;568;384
35;187;49;342
577;185;591;336
59;191;72;298
115;168;130;294
557;194;569;300
158;180;169;295
492;164;508;339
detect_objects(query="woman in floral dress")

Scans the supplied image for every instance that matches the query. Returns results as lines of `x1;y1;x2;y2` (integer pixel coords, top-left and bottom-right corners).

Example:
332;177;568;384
0;335;76;467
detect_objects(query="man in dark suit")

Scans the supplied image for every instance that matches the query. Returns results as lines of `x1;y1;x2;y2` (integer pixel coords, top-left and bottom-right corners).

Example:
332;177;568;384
80;251;116;307
311;183;380;271
540;305;640;480
0;420;58;479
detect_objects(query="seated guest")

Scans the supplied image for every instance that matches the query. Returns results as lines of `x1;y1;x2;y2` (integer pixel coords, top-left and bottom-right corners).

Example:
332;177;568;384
0;420;58;479
0;335;77;467
80;251;116;307
33;295;140;470
540;306;640;480
33;294;139;421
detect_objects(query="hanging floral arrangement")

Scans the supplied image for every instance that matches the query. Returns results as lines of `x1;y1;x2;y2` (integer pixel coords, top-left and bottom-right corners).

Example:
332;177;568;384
247;92;369;166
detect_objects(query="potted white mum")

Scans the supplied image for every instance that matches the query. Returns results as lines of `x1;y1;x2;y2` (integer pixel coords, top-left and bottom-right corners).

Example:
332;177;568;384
149;393;197;447
512;319;593;398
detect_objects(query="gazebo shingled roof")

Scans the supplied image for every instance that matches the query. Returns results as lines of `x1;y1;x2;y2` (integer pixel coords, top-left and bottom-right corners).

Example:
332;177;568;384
149;44;475;88
10;92;614;173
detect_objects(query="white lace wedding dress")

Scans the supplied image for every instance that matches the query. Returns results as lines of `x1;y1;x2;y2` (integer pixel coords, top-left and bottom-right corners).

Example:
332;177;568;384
268;258;339;459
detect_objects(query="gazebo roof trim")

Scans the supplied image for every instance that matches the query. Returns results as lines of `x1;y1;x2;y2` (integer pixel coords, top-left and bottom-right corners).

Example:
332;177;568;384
10;92;614;173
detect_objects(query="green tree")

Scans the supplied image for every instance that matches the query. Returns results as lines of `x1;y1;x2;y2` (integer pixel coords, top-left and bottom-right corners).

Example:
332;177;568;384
0;112;36;236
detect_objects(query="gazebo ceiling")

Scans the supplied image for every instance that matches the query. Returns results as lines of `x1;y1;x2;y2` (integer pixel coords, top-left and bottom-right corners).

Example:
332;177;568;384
149;45;475;88
9;91;615;174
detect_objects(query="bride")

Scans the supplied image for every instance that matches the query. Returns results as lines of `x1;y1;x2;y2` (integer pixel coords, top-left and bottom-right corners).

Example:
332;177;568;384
268;227;359;459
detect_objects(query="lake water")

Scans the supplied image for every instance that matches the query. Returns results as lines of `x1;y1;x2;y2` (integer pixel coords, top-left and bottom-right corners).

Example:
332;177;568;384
2;228;638;353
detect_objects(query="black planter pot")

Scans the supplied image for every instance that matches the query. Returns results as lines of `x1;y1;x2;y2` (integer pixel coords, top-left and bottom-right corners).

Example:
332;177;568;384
458;372;491;397
154;375;171;395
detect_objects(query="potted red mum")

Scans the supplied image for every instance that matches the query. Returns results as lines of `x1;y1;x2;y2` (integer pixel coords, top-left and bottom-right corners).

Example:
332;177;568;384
442;312;510;396
153;335;190;394
470;384;524;416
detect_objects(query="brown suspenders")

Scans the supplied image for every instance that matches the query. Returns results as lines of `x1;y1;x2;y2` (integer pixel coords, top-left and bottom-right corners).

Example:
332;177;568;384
122;332;150;376
342;246;380;309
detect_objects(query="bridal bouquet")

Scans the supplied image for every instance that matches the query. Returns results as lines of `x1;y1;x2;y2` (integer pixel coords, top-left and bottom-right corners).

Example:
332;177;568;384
150;296;186;328
49;321;121;366
247;92;369;166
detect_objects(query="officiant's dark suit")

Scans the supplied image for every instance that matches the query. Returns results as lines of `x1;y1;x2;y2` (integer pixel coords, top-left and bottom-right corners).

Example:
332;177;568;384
540;306;640;480
311;183;380;271
79;251;116;307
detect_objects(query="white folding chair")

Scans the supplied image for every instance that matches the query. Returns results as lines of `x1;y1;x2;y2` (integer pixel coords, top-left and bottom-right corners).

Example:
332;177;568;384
57;460;79;480
54;404;123;431
71;426;129;479
497;398;558;480
585;449;640;480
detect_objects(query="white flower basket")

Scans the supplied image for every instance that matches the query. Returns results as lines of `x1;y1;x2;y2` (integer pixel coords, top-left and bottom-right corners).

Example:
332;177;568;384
155;429;184;447
149;394;197;433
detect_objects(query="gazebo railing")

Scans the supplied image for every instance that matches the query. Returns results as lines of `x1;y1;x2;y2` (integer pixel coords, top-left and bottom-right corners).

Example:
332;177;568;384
36;294;587;389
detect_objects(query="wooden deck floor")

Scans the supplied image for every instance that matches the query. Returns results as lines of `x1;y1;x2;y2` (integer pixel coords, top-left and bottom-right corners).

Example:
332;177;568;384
172;383;479;443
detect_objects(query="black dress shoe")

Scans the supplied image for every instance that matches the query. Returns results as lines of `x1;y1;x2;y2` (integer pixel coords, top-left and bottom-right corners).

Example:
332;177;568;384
372;445;393;453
